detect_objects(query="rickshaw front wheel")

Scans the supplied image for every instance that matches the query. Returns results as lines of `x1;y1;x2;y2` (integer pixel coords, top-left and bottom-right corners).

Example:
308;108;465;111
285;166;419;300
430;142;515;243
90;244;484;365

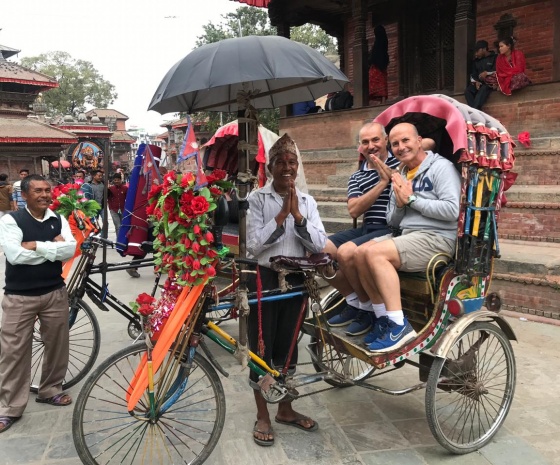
425;321;516;454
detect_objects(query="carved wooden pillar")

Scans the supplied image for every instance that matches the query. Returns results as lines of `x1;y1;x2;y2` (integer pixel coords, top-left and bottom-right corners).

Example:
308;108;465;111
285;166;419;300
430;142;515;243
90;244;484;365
554;1;560;80
337;34;345;74
454;0;475;93
351;0;368;108
276;21;292;117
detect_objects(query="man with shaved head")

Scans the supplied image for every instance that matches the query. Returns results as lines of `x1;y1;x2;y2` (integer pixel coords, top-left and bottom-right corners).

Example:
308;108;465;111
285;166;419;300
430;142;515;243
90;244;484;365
354;122;461;352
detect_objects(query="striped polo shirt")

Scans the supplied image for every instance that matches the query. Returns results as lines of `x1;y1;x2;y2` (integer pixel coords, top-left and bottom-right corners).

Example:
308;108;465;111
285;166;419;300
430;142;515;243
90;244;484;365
347;153;400;228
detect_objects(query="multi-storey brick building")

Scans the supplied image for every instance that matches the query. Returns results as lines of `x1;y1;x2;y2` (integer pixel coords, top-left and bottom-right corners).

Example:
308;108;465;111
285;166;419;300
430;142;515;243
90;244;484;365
234;0;560;317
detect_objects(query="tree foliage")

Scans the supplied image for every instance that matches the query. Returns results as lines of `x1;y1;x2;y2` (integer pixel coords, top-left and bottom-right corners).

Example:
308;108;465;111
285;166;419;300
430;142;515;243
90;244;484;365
20;51;118;117
194;6;337;133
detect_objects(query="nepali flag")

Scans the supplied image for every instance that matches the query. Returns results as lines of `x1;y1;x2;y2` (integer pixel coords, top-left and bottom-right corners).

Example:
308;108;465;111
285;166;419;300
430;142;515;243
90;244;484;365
178;115;207;190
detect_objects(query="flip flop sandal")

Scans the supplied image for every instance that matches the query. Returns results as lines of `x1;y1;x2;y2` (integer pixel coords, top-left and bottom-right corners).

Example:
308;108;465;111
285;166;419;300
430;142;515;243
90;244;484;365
36;393;72;406
253;421;274;447
0;416;21;434
275;415;318;432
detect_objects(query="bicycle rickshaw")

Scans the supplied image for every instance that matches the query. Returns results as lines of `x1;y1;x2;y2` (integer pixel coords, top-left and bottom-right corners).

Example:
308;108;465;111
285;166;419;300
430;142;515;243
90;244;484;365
70;93;517;464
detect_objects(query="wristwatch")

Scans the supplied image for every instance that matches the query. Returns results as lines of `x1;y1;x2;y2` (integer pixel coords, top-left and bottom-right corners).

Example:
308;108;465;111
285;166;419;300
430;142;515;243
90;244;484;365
406;194;418;206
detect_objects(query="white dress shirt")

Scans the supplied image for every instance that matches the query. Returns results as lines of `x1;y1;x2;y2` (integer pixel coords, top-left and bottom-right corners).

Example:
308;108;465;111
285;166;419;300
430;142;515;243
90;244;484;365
0;208;77;266
247;183;327;267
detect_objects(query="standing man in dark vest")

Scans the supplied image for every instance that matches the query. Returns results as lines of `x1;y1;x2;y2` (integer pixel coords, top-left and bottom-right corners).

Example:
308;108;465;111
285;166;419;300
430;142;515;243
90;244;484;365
0;175;76;433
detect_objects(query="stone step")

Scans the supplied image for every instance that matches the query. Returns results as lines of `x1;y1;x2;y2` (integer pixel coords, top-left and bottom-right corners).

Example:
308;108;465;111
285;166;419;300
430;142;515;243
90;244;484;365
498;202;560;243
320;216;356;235
506;185;560;203
508;149;559;185
302;159;358;185
496;239;560;277
308;184;347;200
332;162;358;177
492;239;560;318
300;148;358;161
326;174;353;188
318;200;351;219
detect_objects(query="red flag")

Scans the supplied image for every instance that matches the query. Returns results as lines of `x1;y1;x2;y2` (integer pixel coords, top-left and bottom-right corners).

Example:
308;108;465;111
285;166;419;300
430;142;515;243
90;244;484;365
178;115;199;162
195;150;208;190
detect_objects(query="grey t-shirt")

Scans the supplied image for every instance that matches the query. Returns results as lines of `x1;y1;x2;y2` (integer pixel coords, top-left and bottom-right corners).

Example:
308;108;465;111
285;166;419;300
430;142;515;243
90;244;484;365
89;182;104;205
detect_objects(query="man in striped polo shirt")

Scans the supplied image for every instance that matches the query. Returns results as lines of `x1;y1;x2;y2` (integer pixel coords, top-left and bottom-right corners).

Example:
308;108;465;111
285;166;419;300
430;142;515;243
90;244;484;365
325;122;400;336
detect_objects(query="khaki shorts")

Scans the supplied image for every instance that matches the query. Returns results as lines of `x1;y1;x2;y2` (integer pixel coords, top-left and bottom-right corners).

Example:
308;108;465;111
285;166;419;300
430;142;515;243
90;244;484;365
374;230;455;272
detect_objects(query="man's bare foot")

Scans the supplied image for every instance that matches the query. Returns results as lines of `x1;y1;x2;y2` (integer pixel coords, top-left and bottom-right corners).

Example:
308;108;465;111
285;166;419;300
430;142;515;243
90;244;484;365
275;411;318;431
253;418;274;446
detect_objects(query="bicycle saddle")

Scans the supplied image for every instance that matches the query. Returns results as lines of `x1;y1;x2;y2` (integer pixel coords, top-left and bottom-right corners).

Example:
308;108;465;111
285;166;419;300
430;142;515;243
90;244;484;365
269;253;333;271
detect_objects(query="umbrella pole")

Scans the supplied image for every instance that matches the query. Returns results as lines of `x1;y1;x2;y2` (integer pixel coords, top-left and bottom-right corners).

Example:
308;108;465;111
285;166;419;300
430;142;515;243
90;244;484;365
237;110;249;351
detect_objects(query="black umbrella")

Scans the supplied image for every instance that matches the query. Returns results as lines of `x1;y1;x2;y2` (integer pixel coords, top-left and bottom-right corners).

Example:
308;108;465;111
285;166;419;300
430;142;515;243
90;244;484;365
148;35;348;349
148;35;349;114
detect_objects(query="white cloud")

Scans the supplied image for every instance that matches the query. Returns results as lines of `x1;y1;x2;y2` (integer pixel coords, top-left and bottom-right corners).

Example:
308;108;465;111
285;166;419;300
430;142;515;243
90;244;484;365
1;0;241;134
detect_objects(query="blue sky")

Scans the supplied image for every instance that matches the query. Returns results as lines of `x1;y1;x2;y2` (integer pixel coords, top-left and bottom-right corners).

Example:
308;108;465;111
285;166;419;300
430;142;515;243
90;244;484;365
1;0;242;134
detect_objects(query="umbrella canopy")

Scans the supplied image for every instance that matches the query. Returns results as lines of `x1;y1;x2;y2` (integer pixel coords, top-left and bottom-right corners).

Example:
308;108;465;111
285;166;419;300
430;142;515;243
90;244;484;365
148;35;349;114
51;160;71;169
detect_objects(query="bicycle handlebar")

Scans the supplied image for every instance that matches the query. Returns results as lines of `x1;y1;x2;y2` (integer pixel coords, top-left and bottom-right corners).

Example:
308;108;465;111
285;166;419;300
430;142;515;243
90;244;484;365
90;235;154;253
228;256;259;267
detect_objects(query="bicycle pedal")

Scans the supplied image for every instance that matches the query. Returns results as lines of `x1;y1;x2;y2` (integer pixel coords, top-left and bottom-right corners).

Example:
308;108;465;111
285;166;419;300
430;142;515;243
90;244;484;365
257;374;276;394
258;374;289;403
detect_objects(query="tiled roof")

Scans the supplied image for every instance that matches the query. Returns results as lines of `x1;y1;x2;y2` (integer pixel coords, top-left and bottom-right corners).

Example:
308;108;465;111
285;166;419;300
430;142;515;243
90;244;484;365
0;117;77;143
111;130;135;144
171;117;188;129
56;124;113;137
85;108;129;120
0;60;58;89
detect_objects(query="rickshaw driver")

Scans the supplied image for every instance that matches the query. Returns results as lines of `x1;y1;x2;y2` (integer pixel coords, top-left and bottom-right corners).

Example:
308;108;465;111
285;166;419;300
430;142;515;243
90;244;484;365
246;133;327;446
354;122;462;352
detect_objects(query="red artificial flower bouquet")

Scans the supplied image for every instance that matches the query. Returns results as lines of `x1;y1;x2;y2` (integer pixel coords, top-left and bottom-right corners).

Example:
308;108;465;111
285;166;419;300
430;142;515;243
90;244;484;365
131;169;232;339
50;182;100;268
50;182;101;220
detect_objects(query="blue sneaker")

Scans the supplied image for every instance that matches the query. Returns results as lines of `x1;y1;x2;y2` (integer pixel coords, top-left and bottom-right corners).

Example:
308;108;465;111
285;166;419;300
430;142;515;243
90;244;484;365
363;316;389;345
367;318;417;352
327;305;359;327
346;311;374;336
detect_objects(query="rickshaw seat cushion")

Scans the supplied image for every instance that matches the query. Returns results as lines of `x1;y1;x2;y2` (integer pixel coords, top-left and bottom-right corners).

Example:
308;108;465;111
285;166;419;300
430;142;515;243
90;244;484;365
397;271;428;280
269;253;333;271
397;261;451;296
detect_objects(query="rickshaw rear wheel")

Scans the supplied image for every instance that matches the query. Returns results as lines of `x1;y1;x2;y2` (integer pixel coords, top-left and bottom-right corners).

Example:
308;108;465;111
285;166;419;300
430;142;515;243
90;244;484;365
310;289;375;387
425;321;516;454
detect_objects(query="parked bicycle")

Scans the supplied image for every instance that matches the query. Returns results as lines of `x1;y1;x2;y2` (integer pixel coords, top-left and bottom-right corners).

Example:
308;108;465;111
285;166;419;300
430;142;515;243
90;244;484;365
30;236;156;392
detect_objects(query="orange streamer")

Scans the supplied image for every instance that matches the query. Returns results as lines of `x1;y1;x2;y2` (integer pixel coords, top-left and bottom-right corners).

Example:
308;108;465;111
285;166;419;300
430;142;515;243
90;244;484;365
126;284;205;411
62;211;97;280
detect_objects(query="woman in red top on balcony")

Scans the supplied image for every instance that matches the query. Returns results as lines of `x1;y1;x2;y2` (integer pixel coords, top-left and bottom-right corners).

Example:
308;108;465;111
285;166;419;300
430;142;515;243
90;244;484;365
496;37;529;96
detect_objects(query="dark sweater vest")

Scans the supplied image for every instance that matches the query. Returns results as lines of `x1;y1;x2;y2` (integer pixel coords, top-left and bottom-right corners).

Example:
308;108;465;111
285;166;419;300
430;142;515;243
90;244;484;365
4;210;64;296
